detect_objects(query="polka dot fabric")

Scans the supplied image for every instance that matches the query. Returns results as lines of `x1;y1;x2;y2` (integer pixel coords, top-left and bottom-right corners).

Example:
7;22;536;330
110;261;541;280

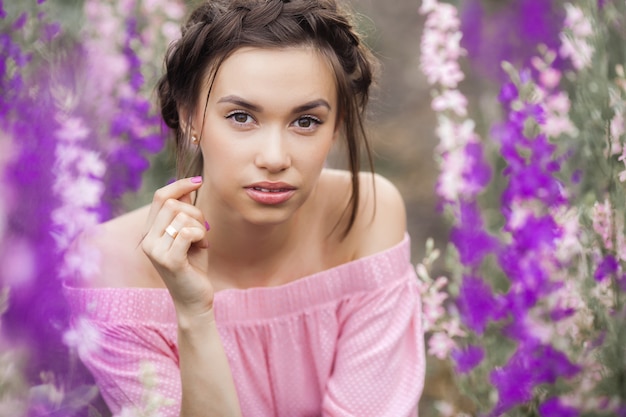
65;234;425;416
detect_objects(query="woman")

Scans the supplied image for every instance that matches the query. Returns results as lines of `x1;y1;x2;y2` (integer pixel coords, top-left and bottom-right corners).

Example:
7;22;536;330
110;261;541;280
65;0;425;416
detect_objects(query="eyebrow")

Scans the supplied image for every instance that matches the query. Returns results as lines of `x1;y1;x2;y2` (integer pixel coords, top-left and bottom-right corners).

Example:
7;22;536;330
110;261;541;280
216;95;331;113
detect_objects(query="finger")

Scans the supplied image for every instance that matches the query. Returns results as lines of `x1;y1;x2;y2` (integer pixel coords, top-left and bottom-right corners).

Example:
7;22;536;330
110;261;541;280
145;176;203;230
147;216;207;269
150;199;207;242
169;225;207;263
159;211;206;247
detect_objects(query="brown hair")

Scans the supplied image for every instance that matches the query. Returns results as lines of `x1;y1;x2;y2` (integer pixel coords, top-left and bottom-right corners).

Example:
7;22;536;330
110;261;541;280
157;0;376;236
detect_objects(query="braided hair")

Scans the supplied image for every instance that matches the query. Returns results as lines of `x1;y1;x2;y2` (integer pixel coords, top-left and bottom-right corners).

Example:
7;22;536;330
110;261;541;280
157;0;377;236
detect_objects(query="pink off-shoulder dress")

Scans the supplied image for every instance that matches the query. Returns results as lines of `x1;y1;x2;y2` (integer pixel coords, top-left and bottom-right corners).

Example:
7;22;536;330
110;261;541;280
65;234;425;417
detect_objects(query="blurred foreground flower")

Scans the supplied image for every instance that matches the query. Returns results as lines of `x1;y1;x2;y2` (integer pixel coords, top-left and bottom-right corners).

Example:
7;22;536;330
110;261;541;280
420;0;626;415
0;0;184;415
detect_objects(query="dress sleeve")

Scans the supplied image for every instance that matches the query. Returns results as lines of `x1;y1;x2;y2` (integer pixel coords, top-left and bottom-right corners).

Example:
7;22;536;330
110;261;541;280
64;287;182;417
76;320;182;417
321;266;425;417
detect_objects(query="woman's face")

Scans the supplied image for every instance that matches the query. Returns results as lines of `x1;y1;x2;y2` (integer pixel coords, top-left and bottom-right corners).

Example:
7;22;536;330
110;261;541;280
193;46;339;225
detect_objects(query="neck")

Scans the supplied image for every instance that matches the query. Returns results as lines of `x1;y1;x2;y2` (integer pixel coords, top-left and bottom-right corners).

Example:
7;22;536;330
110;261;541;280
209;218;300;263
196;190;307;287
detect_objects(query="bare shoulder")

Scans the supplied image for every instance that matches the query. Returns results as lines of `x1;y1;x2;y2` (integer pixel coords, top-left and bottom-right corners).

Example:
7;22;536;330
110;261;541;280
319;169;407;260
70;205;161;288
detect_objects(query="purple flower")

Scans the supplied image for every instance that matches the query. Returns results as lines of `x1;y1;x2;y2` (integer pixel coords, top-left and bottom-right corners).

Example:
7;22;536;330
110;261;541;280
510;214;560;254
539;397;579;417
532;345;580;384
457;275;497;334
499;82;518;103
550;306;575;321
450;201;499;269
460;0;564;80
463;141;492;193
490;344;579;416
43;22;61;42
452;344;484;374
594;254;618;282
12;12;27;30
0;1;174;415
490;350;535;415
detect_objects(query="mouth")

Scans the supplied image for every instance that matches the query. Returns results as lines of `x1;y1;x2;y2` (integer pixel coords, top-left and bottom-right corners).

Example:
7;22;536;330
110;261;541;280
250;186;294;193
245;182;296;192
244;182;297;205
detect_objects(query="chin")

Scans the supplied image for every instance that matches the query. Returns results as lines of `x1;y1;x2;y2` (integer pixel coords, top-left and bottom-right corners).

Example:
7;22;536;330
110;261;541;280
242;211;294;227
239;197;306;226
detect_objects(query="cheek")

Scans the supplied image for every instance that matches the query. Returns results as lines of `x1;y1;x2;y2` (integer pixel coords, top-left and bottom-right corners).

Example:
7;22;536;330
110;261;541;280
200;132;243;178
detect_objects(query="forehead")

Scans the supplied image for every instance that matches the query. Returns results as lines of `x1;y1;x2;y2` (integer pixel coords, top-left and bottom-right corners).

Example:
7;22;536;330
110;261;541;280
207;46;337;109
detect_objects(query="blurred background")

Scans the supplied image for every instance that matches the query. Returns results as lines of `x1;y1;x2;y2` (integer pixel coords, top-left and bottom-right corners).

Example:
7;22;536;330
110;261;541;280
0;0;571;415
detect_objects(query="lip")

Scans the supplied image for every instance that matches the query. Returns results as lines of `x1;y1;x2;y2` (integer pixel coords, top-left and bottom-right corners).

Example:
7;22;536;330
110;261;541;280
244;182;297;205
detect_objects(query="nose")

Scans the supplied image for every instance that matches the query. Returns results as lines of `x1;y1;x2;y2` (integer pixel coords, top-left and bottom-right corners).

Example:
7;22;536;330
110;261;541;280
254;128;291;173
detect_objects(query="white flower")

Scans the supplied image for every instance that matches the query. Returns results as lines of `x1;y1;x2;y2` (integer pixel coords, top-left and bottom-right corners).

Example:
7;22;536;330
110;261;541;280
76;150;107;178
426;3;460;32
436;117;476;152
62;176;105;208
432;89;468;117
63;316;102;358
55;117;90;142
60;240;102;281
437;148;467;201
611;111;624;140
419;0;438;15
564;4;593;37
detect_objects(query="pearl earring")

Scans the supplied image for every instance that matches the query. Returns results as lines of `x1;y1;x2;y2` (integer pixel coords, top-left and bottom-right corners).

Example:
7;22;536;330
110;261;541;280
191;135;198;144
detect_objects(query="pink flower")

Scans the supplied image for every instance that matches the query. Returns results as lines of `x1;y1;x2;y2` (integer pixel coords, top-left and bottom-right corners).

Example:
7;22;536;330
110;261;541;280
560;34;594;71
592;199;613;249
591;198;626;260
428;331;457;359
427;60;464;89
545;92;571;115
611;112;624;140
552;206;582;262
539;67;562;89
422;293;448;331
432;89;468;116
436;117;476;152
442;318;467;338
437;148;468;201
564;4;593;37
420;1;466;89
619;152;626;182
425;3;460;32
419;0;438;15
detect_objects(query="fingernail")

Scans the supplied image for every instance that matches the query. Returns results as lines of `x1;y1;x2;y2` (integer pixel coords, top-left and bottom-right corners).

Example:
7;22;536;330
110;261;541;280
190;176;203;183
204;221;210;231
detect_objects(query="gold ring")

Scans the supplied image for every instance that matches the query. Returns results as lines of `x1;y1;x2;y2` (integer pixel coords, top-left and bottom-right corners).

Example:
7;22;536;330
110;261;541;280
165;224;178;239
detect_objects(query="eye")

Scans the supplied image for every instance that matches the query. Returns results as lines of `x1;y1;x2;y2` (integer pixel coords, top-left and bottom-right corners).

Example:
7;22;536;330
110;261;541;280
226;111;254;125
293;115;322;130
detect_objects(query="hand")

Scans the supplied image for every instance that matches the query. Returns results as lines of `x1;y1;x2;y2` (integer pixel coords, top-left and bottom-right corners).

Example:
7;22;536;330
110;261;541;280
141;177;213;318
